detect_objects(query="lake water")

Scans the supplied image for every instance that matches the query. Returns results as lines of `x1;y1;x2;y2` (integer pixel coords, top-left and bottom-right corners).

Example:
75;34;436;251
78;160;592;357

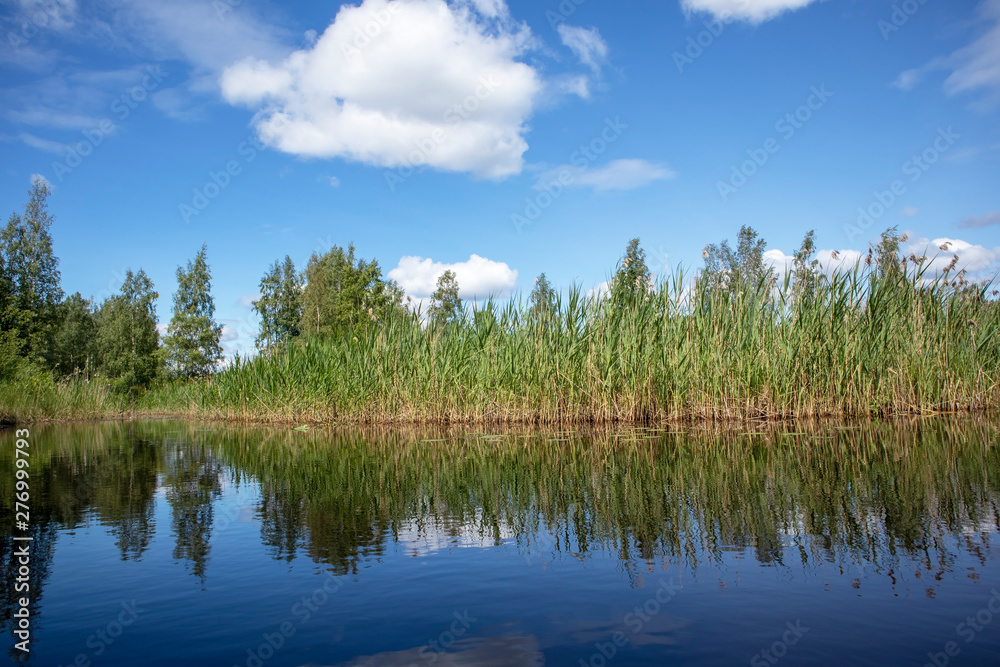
2;419;1000;666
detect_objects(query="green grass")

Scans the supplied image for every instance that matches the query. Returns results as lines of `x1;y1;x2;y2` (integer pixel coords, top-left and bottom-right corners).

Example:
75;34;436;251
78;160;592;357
140;262;1000;425
0;368;126;423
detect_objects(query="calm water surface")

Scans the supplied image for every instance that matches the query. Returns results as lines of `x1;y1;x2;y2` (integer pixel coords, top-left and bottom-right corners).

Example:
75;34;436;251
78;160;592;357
2;419;1000;666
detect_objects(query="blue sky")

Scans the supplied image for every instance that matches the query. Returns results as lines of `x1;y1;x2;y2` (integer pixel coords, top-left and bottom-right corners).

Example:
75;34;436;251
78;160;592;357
1;0;998;357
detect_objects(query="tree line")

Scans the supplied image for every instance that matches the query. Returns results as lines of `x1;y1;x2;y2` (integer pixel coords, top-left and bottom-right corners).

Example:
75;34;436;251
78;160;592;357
3;177;971;391
251;246;464;351
0;180;223;391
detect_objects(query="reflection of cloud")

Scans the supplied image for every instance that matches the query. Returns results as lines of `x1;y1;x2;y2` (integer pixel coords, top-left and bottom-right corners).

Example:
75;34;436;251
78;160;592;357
394;518;516;557
335;635;544;666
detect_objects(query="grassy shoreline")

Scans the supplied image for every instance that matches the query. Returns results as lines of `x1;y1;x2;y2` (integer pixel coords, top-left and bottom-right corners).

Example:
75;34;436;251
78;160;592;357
4;261;998;427
4;406;997;428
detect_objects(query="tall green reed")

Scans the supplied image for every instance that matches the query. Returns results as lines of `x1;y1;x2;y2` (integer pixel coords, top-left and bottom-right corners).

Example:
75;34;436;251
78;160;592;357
179;260;998;424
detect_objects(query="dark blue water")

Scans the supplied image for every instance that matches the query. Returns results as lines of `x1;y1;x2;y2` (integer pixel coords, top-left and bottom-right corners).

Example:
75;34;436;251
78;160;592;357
2;420;1000;666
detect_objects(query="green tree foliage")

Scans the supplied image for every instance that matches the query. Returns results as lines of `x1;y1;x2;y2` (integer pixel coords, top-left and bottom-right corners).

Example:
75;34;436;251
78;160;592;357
734;225;770;286
429;270;462;326
95;269;161;389
53;292;96;378
874;226;903;278
0;179;63;366
252;256;303;352
0;248;22;379
792;230;821;302
610;238;651;305
529;273;556;322
300;243;401;338
164;245;223;378
700;226;774;296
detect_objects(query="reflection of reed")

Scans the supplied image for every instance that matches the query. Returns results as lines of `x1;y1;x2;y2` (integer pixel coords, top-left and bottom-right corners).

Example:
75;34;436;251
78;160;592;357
1;418;998;593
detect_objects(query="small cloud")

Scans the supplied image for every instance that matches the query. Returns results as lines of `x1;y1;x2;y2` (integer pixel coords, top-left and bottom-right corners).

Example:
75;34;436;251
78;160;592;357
906;235;1000;279
554;74;590;99
237;293;260;309
763;249;794;274
151;87;205;122
890;3;1000;107
765;234;1000;282
329;176;340;187
765;247;863;276
900;206;919;218
19;132;66;155
10;0;78;31
30;173;52;189
959;210;1000;229
468;0;509;18
680;0;821;24
586;280;611;300
945;146;984;164
892;68;926;91
387;254;518;300
557;25;608;74
216;318;260;360
9;108;105;131
538;159;676;192
220;325;240;343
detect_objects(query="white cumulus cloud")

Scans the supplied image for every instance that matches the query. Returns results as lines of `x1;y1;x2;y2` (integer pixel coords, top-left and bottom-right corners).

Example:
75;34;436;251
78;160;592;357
906;236;1000;278
679;0;821;24
763;234;1000;282
388;254;518;300
220;0;541;179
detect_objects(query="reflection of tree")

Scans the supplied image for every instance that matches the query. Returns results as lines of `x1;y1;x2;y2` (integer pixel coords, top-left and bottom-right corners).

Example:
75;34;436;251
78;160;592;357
2;417;1000;603
0;520;57;662
163;444;222;581
91;433;159;561
259;482;306;562
0;423;159;658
